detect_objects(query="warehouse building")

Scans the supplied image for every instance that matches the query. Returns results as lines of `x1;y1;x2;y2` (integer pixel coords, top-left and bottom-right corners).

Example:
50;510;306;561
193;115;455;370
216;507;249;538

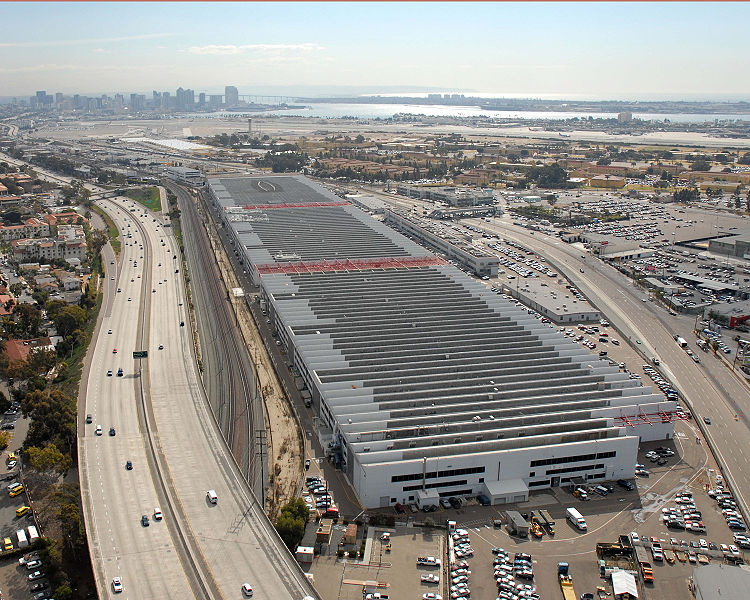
207;175;675;509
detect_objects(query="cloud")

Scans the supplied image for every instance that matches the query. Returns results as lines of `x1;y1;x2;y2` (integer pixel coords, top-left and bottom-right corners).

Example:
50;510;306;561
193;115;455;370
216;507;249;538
188;43;323;55
0;33;174;49
0;62;172;74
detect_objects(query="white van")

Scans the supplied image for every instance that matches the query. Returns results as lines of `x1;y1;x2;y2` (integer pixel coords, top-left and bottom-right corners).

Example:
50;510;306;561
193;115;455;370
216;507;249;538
26;525;39;544
17;529;28;548
206;490;218;504
566;507;587;531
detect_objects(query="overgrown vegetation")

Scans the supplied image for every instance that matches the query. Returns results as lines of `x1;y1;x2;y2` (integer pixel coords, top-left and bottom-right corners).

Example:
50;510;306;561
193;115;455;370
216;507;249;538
273;498;309;550
91;204;120;254
125;186;162;211
256;151;307;173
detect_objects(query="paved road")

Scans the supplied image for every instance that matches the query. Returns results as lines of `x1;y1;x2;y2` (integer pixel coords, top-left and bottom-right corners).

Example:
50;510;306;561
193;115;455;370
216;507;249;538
170;183;263;500
93;196;316;599
469;215;750;520
79;202;193;599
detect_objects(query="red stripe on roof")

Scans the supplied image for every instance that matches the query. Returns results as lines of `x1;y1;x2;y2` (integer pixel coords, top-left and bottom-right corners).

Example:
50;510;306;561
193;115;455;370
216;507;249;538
255;255;446;275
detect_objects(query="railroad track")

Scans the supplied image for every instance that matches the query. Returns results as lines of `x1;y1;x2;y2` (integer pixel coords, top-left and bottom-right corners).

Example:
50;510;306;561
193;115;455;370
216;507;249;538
170;183;260;491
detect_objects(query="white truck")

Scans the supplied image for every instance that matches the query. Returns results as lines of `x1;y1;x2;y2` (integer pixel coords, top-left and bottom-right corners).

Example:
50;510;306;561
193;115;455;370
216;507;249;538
566;507;587;531
16;529;28;548
27;526;39;545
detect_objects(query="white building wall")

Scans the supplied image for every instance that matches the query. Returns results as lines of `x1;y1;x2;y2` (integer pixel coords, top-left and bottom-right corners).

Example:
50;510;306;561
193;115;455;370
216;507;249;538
352;435;638;508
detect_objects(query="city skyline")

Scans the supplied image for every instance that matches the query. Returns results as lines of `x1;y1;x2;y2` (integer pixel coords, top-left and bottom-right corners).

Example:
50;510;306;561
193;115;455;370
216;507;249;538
2;2;750;99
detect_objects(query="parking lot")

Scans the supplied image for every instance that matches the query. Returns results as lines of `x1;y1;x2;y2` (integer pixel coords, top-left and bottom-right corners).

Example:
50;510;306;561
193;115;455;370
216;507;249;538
309;524;444;600
301;410;748;600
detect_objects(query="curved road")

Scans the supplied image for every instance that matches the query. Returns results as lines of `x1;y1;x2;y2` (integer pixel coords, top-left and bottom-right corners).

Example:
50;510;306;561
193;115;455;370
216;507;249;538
81;193;317;599
469;214;750;520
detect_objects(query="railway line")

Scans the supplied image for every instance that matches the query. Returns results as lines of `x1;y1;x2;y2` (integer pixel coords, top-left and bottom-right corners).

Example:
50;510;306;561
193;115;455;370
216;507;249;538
169;182;265;499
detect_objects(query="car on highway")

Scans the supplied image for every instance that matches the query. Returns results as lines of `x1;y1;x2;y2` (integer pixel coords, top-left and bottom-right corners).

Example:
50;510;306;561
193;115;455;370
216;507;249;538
125;460;132;470
158;344;164;350
242;583;254;597
154;507;162;521
703;416;712;425
107;369;113;376
95;425;103;436
117;368;123;377
112;577;123;593
112;348;117;354
109;427;116;436
206;489;218;504
141;515;150;527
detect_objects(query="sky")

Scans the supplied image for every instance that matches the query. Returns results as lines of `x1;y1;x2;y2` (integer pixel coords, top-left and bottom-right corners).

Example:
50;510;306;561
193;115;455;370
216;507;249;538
2;2;750;101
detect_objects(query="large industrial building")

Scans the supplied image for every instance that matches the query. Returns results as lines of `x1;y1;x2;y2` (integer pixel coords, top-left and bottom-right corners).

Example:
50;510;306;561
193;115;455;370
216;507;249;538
207;175;676;509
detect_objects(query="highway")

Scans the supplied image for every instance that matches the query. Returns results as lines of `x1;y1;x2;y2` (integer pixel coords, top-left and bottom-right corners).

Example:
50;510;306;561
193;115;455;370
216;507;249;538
79;200;194;599
466;213;750;522
168;182;264;500
80;194;316;599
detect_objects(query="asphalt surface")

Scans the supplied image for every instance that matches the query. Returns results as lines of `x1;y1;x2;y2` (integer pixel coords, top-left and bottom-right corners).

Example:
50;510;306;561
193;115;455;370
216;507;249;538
79;201;193;599
169;183;264;501
80;195;317;599
466;213;750;523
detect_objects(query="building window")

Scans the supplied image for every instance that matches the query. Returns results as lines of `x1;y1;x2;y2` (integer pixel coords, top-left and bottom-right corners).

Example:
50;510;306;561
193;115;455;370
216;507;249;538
478;478;484;483
391;465;485;483
390;498;396;503
529;472;535;477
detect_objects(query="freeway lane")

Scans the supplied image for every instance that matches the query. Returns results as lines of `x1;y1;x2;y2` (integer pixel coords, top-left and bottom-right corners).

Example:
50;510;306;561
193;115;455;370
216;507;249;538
116;196;316;599
170;182;261;498
472;216;750;520
80;201;192;599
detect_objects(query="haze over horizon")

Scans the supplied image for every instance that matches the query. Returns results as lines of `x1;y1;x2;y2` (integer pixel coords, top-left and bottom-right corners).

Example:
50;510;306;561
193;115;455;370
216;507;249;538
2;1;749;101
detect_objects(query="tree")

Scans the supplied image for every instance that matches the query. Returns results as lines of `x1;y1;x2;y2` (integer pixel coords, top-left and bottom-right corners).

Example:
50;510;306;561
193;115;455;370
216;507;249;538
13;303;42;337
22;388;77;454
674;188;699;203
52;305;87;337
274;512;305;550
274;498;309;550
25;443;72;474
691;159;710;171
